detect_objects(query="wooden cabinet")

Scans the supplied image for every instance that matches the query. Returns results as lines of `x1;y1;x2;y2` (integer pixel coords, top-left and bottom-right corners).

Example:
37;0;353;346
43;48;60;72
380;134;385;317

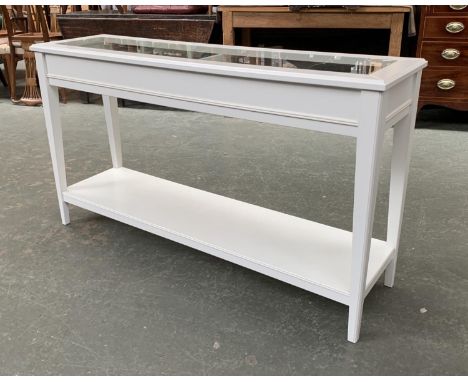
417;5;468;111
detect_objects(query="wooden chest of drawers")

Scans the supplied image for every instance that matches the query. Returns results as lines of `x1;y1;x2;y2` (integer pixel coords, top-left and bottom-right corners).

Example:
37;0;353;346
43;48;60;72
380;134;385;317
416;5;468;111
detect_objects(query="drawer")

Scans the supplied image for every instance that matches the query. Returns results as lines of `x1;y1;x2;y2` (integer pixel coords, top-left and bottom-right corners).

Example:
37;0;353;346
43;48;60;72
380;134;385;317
420;41;468;66
432;5;468;15
420;69;468;99
424;16;468;39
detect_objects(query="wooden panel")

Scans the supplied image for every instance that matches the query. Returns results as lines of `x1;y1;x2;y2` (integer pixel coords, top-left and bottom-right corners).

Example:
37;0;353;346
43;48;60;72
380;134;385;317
57;14;215;43
431;5;468;15
420;68;468;99
423;16;468;39
420;41;468;66
418;98;468;111
233;12;392;29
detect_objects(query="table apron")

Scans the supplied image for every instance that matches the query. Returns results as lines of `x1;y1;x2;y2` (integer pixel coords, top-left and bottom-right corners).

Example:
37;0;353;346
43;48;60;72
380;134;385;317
232;12;393;29
44;53;415;135
44;54;365;136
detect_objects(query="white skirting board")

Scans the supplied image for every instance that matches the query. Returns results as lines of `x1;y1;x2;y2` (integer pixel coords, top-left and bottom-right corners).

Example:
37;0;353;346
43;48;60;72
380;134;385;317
63;167;394;305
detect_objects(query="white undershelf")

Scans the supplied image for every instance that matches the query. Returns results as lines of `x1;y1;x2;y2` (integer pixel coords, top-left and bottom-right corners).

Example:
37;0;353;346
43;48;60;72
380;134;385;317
63;167;394;305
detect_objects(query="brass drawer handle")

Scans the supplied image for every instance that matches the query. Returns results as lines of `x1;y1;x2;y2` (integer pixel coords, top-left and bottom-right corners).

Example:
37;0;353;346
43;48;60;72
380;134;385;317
446;21;465;33
441;48;461;59
449;5;467;10
437;79;456;90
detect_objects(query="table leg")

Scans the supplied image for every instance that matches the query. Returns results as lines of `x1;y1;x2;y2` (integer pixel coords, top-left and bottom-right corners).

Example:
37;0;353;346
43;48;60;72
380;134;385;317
384;114;412;287
385;72;421;287
20;41;42;106
103;95;122;168
35;53;70;225
222;11;235;45
348;91;385;343
388;13;404;56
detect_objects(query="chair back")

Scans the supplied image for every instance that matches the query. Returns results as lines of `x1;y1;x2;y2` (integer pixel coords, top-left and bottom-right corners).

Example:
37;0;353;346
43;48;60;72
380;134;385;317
8;6;27;33
1;5;51;42
25;6;50;41
0;5;15;50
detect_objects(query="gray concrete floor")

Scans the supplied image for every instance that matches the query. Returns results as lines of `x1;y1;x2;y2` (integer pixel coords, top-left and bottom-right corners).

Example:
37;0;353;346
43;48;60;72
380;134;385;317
0;81;467;374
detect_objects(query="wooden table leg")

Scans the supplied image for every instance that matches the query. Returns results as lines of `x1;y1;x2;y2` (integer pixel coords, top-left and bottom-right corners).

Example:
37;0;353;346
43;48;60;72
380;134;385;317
20;41;42;106
388;13;405;56
222;11;235;45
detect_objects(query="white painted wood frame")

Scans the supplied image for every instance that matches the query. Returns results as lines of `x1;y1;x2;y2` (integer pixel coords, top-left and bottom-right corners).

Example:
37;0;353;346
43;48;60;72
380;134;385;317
32;35;426;342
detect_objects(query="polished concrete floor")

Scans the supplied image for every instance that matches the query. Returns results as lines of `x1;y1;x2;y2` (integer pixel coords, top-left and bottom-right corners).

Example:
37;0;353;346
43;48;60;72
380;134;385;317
0;90;467;375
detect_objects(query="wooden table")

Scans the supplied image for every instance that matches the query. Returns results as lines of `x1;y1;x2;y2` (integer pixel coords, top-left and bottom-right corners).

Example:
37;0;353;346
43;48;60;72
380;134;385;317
33;35;425;342
220;6;410;56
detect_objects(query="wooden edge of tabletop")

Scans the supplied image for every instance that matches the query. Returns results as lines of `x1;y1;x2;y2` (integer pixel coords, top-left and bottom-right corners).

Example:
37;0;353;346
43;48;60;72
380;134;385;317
218;6;411;14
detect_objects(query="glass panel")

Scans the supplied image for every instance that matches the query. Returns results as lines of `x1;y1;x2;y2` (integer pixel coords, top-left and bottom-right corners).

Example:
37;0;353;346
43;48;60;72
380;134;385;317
61;35;395;75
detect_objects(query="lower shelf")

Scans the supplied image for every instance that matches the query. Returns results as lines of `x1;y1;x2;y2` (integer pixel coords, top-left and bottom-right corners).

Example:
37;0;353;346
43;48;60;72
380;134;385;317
63;167;394;305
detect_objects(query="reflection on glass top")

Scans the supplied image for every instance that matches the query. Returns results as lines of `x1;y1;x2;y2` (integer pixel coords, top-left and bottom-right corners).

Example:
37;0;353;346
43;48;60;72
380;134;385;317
62;35;395;75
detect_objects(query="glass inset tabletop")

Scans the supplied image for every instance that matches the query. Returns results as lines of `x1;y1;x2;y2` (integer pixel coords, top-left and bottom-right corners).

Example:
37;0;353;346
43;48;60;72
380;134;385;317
60;35;396;75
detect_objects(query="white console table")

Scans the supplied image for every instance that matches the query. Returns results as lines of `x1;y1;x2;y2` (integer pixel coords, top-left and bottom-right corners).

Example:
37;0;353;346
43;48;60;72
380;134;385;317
32;35;426;342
